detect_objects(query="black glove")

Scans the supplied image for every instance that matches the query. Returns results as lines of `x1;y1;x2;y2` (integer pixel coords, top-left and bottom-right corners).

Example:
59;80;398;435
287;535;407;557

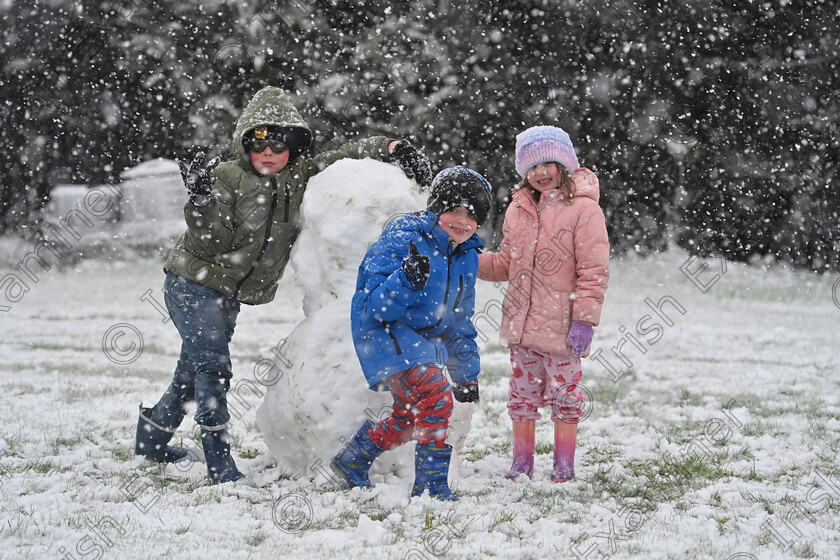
401;242;430;290
453;381;479;403
391;140;433;189
178;151;221;206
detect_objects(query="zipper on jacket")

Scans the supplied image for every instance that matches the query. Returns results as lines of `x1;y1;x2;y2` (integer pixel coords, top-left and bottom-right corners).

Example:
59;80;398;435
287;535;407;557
234;176;279;298
385;325;402;355
452;275;464;312
283;183;291;222
419;243;454;333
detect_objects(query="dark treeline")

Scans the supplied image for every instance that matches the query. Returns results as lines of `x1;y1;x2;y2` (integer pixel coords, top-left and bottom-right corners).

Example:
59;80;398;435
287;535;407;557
1;0;838;270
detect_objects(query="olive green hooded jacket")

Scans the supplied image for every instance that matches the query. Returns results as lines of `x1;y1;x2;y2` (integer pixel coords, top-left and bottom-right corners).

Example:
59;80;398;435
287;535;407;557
164;86;395;304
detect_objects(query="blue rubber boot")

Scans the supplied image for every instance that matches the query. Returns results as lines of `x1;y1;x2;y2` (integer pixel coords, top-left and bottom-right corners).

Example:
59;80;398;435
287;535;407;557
134;405;189;463
200;425;244;483
330;420;384;488
411;442;458;501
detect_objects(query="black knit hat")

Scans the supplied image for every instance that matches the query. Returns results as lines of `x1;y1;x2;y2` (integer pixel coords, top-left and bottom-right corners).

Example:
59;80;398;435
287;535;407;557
427;167;492;226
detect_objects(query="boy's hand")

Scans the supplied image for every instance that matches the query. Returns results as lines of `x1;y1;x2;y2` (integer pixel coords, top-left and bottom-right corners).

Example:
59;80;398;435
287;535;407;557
178;151;221;206
391;141;433;189
453;381;479;403
566;322;594;356
402;242;430;290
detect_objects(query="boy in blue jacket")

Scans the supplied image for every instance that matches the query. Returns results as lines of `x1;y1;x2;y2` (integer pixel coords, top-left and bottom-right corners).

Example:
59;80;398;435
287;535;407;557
332;167;492;501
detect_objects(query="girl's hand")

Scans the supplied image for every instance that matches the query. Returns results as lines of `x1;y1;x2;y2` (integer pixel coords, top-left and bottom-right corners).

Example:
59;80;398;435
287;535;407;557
566;322;594;356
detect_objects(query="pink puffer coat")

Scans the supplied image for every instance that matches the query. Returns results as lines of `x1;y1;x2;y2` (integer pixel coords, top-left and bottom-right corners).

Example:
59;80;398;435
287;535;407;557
478;167;609;356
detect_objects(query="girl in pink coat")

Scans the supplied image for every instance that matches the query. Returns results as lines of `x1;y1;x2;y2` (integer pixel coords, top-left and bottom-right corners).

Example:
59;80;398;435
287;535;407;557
477;125;610;482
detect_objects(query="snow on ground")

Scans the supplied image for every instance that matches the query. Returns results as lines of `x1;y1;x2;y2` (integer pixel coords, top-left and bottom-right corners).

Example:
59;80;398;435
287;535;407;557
1;195;839;559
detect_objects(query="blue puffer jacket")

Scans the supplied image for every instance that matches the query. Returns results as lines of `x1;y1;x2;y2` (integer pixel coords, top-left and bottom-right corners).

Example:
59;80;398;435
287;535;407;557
351;210;483;390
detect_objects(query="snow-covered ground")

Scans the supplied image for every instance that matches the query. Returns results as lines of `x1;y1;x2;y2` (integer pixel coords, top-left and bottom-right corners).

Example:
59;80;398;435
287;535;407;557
2;202;839;558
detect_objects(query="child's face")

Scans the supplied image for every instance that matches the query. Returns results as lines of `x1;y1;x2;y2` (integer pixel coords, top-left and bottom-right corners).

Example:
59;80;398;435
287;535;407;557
437;207;478;245
249;144;290;175
527;161;560;192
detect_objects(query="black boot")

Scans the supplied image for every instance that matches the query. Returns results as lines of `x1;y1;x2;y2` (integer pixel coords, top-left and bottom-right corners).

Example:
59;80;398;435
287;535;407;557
135;405;189;463
200;425;244;483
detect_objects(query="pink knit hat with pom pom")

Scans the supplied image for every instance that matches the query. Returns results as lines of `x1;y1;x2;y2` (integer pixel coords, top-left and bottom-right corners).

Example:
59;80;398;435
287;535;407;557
514;126;579;177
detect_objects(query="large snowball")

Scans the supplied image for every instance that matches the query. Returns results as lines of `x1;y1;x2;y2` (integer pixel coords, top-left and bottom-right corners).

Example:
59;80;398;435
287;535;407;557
256;158;474;486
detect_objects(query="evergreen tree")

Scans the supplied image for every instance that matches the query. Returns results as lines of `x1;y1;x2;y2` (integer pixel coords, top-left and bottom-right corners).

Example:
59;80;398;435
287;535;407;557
0;0;836;270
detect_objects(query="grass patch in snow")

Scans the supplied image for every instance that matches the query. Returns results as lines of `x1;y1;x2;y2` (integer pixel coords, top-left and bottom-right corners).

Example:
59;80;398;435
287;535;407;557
742;418;787;437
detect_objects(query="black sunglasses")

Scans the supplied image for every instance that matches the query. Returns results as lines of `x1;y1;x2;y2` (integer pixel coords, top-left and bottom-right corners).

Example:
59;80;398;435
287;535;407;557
248;138;289;154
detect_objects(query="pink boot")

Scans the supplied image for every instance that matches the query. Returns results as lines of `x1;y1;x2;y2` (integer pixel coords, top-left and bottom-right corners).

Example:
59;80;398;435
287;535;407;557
506;420;535;479
552;421;577;482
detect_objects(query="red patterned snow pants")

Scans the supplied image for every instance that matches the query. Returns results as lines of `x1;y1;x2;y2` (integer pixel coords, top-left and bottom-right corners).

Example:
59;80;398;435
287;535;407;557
368;365;454;449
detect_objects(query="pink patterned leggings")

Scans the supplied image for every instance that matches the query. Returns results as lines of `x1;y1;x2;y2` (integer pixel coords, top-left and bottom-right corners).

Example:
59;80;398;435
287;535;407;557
508;345;585;423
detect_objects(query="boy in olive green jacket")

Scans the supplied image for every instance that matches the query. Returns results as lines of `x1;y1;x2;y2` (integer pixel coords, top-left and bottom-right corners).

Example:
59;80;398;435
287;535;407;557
135;86;432;483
